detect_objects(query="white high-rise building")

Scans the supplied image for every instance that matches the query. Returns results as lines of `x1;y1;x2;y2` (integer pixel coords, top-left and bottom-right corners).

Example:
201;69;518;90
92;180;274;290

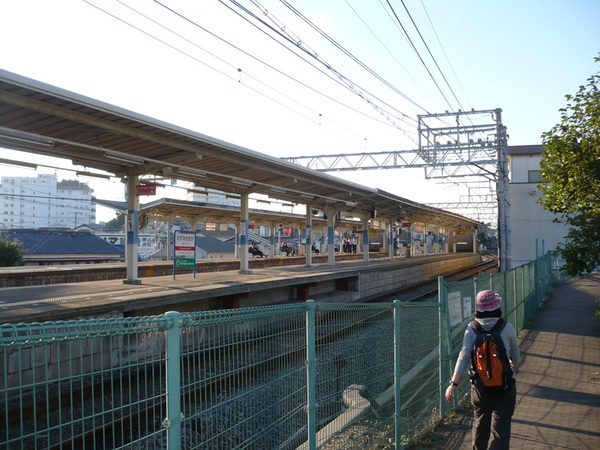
0;173;96;229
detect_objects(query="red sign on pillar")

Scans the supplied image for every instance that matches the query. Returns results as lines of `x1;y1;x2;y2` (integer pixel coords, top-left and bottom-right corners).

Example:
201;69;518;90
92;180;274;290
137;184;157;196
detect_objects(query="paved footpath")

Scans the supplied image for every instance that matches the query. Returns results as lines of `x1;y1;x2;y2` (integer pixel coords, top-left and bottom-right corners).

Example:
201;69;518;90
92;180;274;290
437;272;600;449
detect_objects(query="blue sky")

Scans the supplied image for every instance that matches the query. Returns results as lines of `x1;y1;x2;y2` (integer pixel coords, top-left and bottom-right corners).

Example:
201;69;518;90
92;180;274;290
1;0;598;221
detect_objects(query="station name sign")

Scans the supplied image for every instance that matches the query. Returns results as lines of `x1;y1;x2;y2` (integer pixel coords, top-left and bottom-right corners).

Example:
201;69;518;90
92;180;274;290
173;231;196;279
137;184;157;196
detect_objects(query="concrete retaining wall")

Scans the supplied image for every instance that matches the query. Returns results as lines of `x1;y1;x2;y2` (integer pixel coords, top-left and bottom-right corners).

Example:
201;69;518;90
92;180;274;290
0;253;391;288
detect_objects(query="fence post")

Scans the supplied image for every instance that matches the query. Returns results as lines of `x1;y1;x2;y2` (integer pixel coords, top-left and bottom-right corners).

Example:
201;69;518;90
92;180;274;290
393;300;402;449
524;264;529;321
306;300;317;450
164;311;182;450
513;268;519;332
534;253;541;307
438;276;450;417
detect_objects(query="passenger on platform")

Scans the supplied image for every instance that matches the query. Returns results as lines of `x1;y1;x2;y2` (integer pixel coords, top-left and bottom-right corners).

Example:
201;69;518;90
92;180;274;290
350;235;357;253
342;237;350;253
311;242;319;254
249;242;265;258
445;290;520;450
281;242;293;256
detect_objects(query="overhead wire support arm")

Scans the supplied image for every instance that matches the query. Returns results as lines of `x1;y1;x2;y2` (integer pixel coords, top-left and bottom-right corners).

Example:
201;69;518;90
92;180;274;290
285;109;510;269
282;149;498;173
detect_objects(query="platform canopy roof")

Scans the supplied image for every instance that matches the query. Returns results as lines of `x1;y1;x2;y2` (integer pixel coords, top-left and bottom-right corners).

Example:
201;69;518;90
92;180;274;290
0;69;478;230
140;198;362;229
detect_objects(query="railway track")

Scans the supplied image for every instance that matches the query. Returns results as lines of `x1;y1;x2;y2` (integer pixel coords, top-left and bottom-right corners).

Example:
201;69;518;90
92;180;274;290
2;257;497;449
376;256;498;303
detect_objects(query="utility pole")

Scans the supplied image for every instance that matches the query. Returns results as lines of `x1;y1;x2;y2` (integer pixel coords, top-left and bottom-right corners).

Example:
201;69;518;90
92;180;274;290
494;110;511;271
417;108;510;271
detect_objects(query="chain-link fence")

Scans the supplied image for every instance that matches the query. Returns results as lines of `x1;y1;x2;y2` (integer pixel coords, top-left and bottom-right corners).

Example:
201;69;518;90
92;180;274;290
1;254;560;449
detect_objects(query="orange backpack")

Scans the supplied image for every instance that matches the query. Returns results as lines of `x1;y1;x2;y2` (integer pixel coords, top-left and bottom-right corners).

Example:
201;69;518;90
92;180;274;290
469;319;513;394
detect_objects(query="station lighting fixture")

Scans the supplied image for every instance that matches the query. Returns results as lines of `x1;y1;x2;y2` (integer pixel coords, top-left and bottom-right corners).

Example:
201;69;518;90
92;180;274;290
0;157;38;169
76;171;112;180
0;128;55;148
104;151;144;165
269;186;287;194
178;167;207;178
230;178;253;187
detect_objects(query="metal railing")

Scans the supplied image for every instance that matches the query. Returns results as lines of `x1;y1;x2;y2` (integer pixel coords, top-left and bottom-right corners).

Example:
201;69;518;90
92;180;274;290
1;254;560;449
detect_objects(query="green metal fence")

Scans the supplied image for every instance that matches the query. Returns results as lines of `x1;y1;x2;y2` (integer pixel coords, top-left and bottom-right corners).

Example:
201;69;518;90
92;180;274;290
438;252;560;417
1;254;560;449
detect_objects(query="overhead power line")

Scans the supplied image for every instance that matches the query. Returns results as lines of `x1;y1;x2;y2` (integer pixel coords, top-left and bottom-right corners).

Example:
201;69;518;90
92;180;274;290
278;0;429;114
418;0;472;109
398;0;466;112
223;0;421;139
384;0;454;112
84;0;411;148
151;0;402;142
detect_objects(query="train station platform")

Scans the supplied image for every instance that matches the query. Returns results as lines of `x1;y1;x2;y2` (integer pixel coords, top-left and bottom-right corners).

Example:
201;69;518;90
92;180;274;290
417;272;600;449
0;253;483;324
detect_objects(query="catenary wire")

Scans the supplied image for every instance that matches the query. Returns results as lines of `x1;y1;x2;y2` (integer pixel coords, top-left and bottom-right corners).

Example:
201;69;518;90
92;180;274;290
399;0;466;112
344;0;435;106
272;0;429;114
275;0;428;116
82;0;366;146
149;0;407;146
418;0;473;110
228;0;420;132
384;0;454;112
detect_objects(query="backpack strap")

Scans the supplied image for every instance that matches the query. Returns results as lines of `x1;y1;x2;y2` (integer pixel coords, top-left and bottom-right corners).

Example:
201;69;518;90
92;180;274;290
489;318;506;334
469;320;482;332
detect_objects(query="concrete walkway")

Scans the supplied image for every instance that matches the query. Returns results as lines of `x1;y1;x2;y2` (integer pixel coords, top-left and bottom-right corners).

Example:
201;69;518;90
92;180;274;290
511;273;600;449
436;273;600;449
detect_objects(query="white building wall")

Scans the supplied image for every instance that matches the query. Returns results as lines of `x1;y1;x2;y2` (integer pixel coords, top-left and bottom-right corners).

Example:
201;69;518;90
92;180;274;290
0;173;57;228
509;150;569;266
56;180;96;227
0;174;96;229
510;153;543;182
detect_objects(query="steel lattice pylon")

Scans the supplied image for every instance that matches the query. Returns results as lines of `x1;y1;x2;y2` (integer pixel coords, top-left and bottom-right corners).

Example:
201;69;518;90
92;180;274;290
283;109;511;270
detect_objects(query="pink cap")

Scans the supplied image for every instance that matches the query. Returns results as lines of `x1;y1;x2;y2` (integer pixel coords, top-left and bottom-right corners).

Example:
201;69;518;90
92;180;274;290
476;290;503;312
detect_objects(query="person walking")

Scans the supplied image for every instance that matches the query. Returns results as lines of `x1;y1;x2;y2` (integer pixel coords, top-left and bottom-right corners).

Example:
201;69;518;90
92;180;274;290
445;290;520;450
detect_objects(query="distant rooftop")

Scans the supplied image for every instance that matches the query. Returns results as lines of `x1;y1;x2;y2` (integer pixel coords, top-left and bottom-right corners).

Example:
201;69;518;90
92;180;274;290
2;229;122;255
196;236;235;253
508;145;545;155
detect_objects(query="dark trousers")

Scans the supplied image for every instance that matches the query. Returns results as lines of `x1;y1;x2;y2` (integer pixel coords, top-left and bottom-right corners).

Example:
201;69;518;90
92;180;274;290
471;381;516;450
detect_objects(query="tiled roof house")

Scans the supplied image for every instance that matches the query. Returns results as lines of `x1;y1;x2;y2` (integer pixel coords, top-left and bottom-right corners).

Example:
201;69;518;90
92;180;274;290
2;229;123;265
195;236;235;259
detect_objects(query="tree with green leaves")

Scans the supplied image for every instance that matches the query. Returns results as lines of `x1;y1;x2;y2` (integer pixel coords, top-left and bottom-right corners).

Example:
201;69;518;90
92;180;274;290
0;233;25;267
105;212;125;228
538;55;600;276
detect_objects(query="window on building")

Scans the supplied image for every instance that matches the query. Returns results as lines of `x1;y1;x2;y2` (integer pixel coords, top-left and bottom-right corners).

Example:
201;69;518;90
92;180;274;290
528;170;541;183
